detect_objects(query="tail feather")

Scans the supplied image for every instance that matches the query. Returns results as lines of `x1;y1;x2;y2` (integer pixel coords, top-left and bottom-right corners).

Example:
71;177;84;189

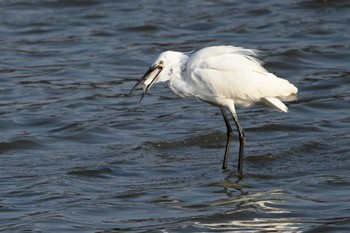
262;97;288;112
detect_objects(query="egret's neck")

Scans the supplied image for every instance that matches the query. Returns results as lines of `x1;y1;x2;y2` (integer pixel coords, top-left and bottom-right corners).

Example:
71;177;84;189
166;54;193;98
168;54;189;80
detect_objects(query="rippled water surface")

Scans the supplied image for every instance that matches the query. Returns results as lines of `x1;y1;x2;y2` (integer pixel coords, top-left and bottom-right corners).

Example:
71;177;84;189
1;0;350;232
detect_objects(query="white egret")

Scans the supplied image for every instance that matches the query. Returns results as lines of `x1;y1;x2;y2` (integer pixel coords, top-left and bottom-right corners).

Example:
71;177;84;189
129;45;298;173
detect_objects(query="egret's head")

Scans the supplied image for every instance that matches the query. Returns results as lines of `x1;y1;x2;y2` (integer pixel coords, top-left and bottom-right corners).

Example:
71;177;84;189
129;51;188;102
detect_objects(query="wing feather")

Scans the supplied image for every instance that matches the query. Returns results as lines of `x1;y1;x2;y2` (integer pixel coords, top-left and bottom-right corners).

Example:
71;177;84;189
186;46;298;108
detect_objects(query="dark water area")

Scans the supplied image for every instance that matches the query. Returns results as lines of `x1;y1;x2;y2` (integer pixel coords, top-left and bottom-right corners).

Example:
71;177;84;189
1;0;350;232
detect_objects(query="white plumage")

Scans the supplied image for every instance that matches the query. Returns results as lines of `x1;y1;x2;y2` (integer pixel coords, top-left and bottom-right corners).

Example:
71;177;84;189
130;45;298;173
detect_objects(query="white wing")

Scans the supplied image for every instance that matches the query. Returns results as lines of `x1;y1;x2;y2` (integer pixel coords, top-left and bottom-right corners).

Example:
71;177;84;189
186;46;298;111
188;46;264;73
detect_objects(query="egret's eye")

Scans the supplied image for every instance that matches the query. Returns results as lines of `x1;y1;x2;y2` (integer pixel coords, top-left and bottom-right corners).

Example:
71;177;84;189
159;60;164;66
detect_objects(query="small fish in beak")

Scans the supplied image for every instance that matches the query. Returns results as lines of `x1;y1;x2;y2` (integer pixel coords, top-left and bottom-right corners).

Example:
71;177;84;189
129;61;163;102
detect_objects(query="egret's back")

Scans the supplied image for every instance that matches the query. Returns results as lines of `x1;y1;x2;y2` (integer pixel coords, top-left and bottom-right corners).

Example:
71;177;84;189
186;46;298;111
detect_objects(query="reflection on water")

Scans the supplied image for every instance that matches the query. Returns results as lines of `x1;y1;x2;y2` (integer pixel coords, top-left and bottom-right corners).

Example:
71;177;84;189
200;218;302;232
1;0;350;232
195;191;302;232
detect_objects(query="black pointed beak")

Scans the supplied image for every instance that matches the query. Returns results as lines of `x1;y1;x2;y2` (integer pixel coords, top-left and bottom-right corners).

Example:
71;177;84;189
129;65;163;102
129;66;153;95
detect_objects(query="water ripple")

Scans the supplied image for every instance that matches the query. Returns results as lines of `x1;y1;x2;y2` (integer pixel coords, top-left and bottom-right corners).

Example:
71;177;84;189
1;0;350;232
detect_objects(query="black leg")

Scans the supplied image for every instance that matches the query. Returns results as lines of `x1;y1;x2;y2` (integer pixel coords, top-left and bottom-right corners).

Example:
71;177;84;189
220;107;233;169
232;114;246;174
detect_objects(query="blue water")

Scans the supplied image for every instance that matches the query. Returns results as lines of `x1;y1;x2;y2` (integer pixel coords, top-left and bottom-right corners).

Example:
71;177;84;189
1;0;350;232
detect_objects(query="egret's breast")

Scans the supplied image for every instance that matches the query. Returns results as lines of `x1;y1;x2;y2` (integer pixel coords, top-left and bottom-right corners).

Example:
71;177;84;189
167;79;193;99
